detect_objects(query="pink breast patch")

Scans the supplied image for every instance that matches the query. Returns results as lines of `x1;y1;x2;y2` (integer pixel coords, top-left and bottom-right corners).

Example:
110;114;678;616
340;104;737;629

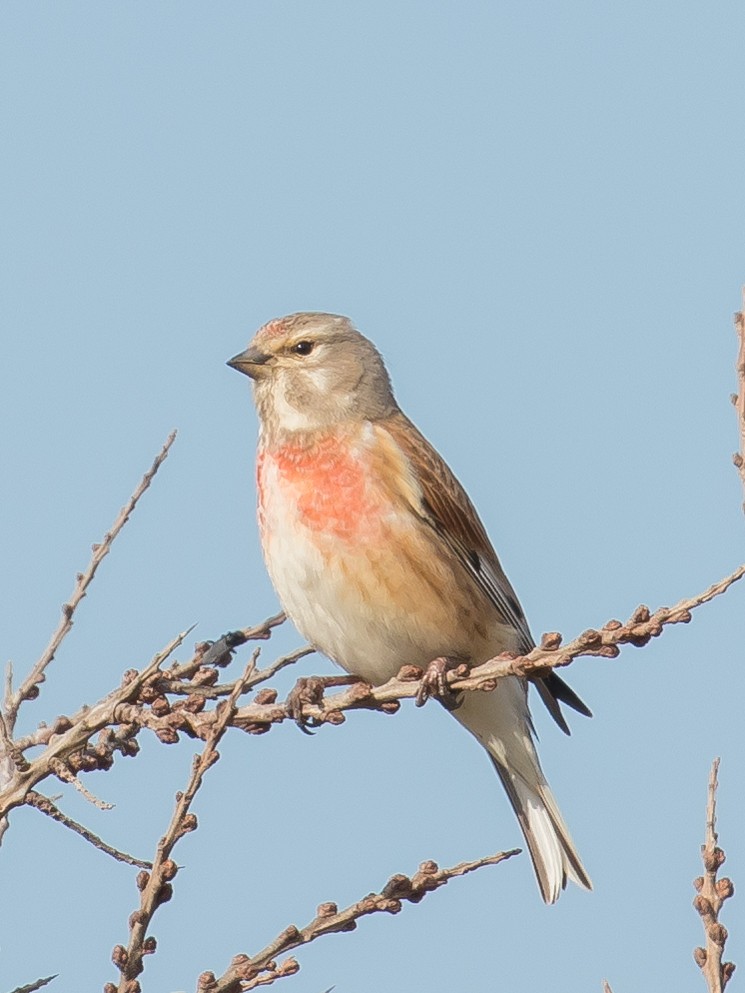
260;433;384;540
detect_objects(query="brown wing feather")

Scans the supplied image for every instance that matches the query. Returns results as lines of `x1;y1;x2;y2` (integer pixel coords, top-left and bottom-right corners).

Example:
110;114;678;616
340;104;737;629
380;411;590;732
382;411;533;647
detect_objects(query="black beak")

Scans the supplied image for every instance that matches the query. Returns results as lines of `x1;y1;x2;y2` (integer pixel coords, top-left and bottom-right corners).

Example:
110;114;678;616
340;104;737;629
227;346;271;378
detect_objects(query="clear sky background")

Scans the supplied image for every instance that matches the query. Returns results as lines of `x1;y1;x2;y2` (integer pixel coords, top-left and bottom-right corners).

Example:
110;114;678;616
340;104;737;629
1;3;744;991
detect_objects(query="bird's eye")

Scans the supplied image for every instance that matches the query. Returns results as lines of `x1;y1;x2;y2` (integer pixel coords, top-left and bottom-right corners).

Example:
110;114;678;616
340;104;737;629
291;340;314;356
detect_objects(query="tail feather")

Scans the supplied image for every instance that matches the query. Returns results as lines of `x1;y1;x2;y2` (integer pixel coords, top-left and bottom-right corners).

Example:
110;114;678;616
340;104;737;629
453;676;592;904
491;757;592;903
533;671;592;736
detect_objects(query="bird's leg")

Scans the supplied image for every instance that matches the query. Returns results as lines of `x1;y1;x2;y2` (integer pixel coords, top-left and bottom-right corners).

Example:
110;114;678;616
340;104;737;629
285;674;370;733
415;657;465;710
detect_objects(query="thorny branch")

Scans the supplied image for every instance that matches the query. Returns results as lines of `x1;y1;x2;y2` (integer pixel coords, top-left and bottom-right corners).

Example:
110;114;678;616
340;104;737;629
693;760;735;993
199;850;520;993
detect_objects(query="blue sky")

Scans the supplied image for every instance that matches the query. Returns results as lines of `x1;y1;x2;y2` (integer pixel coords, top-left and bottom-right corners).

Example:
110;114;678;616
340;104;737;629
1;3;744;991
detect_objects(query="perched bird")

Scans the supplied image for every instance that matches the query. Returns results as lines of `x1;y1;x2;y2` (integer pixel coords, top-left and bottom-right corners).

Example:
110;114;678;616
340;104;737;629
228;312;592;903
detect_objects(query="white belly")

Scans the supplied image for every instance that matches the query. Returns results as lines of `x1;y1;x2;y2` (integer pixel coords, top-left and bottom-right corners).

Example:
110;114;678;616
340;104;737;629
262;509;427;683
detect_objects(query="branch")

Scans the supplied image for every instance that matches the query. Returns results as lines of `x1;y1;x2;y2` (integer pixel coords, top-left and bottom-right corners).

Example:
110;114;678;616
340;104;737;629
187;564;743;734
0;628;191;823
26;791;151;869
5;431;177;729
84;563;745;752
107;653;259;993
50;757;113;810
4;563;739;844
158;645;314;701
733;293;745;513
6;978;57;993
693;759;736;992
0;619;304;855
203;849;520;993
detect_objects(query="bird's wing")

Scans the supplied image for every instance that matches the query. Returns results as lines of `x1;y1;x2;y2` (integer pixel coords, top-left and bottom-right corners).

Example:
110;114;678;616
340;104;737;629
379;411;590;732
380;411;534;648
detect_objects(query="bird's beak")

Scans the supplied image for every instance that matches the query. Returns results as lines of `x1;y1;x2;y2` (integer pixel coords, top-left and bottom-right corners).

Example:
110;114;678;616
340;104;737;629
227;345;272;379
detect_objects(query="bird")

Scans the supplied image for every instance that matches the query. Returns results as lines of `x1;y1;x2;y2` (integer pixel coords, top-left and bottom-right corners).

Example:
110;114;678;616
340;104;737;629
228;311;592;903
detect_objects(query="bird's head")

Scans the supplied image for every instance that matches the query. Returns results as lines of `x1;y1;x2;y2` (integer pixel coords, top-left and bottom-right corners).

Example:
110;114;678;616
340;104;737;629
228;312;397;439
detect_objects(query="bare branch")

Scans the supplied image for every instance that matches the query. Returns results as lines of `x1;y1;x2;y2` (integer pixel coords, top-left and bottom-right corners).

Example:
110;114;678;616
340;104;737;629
4;661;14;718
0;712;28;773
109;652;259;992
6;977;57;993
50;757;113;810
205;850;521;993
6;431;177;728
188;564;743;734
0;628;191;825
159;645;314;701
26;791;151;868
3;562;738;849
693;759;736;992
245;645;314;688
733;292;745;513
78;563;745;755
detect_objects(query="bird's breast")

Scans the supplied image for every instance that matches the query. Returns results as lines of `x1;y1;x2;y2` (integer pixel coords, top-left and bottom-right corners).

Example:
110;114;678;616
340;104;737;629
255;425;495;683
258;427;390;543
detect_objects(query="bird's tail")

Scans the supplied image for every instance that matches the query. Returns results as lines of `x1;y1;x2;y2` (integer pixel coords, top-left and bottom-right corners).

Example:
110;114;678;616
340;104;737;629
453;677;592;904
489;754;592;903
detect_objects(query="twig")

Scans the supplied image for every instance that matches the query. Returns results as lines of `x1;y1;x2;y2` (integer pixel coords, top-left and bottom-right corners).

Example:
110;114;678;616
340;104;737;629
246;645;314;688
26;791;151;869
6;432;177;729
108;652;259;993
160;646;314;701
0;710;28;845
205;850;520;993
0;628;191;824
733;293;745;513
0;627;300;853
459;563;745;684
693;759;735;992
4;661;13;716
6;977;57;993
50;758;113;810
0;713;28;772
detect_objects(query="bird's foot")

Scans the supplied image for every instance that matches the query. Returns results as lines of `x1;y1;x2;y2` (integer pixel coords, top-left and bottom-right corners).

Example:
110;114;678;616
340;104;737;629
285;675;369;734
415;657;465;710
